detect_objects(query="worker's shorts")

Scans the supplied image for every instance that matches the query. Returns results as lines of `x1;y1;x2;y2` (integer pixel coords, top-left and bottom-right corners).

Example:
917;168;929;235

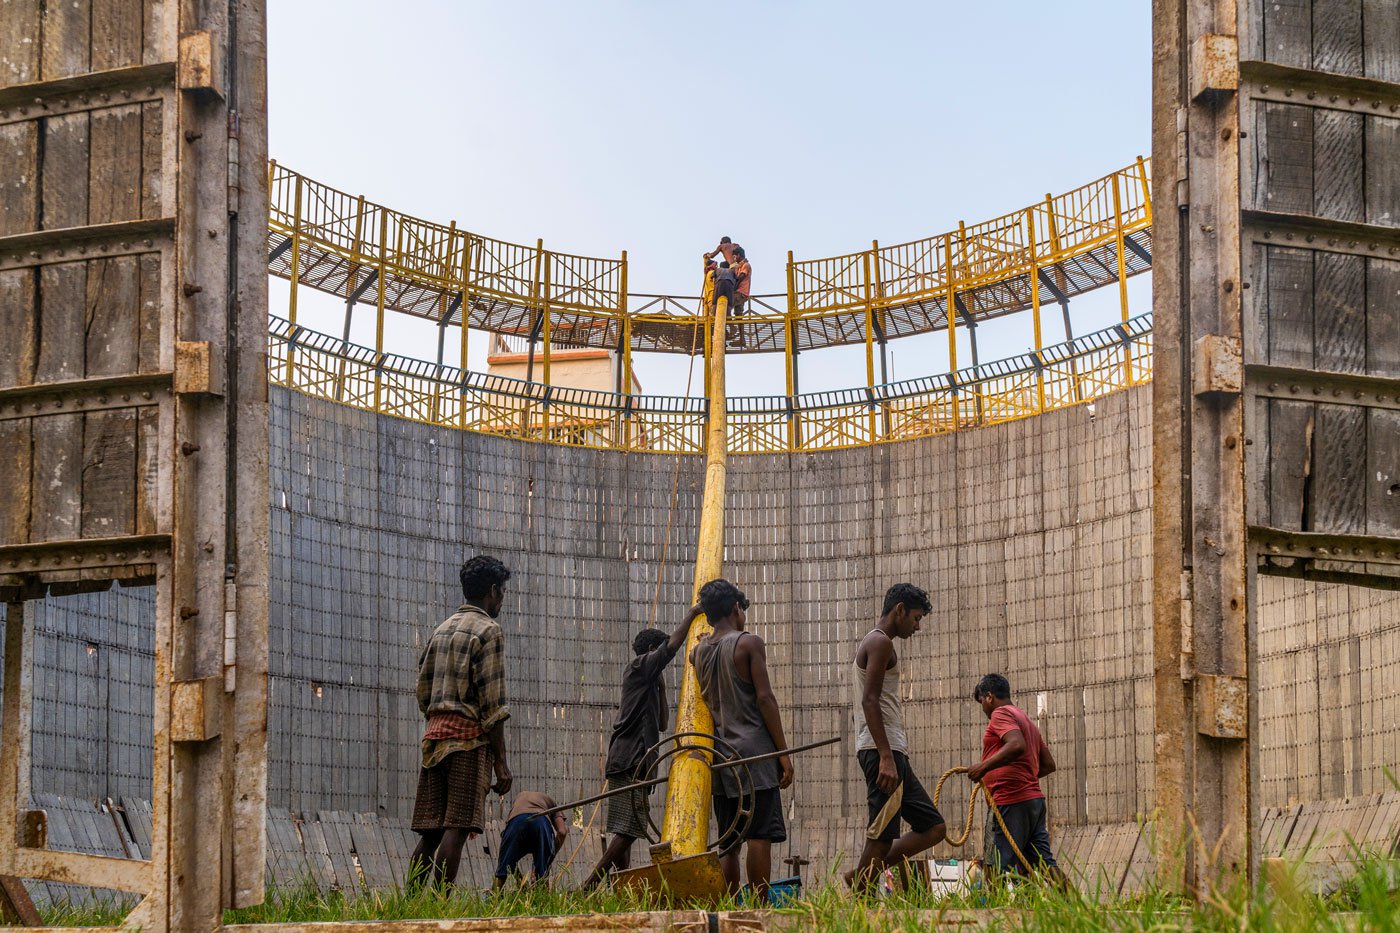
857;749;944;843
984;797;1057;875
713;787;785;853
604;776;650;840
731;294;748;316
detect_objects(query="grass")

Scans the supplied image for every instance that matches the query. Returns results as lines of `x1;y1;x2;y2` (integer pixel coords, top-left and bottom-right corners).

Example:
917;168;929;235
36;853;1400;929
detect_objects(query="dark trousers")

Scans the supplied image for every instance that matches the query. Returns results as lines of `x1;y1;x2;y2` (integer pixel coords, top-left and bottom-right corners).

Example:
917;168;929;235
495;814;557;881
985;797;1057;875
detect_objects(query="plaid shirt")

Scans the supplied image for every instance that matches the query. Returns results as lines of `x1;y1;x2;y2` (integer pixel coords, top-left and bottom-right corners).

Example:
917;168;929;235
416;604;510;732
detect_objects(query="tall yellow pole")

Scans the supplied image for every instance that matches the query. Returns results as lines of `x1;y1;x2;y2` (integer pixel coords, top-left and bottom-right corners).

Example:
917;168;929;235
620;251;632;450
459;232;473;430
944;234;958;430
374;211;388;412
1026;208;1045;413
1112;172;1132;384
785;250;799;450
659;290;730;857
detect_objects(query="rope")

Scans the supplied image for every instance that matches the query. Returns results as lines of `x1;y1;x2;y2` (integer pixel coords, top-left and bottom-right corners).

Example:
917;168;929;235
931;767;1036;876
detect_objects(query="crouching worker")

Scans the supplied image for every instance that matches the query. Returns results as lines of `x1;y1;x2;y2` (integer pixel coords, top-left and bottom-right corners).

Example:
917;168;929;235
494;791;569;889
965;674;1073;891
850;583;946;891
585;604;704;887
691;579;793;900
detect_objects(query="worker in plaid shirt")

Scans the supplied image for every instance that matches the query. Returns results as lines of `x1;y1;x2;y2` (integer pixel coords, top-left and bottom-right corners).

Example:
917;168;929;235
407;555;514;890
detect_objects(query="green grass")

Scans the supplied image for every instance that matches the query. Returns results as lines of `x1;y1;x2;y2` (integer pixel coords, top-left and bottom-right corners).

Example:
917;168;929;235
35;855;1400;929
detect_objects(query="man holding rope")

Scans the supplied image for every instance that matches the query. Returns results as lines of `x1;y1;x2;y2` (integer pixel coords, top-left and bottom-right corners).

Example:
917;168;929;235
848;583;946;892
965;674;1072;890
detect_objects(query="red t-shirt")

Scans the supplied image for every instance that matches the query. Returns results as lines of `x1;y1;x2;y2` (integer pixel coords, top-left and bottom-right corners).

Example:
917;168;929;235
980;704;1046;805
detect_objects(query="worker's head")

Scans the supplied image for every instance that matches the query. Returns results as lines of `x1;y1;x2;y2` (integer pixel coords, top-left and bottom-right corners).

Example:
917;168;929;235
460;554;512;617
698;578;749;629
733;246;746;261
972;673;1012;718
719;261;730;269
880;582;931;638
720;236;732;245
633;627;669;656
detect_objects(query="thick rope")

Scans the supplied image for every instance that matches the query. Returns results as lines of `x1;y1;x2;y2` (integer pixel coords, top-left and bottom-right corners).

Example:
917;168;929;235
931;766;1036;876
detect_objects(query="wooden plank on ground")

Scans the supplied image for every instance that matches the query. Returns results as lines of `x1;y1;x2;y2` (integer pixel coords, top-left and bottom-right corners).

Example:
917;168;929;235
296;816;338;894
349;812;395;889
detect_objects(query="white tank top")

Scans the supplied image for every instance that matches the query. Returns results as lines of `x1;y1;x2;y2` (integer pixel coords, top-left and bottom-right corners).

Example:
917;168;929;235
853;651;908;754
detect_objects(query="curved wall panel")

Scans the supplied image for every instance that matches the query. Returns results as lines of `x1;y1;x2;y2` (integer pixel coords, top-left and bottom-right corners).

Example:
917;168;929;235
11;383;1400;865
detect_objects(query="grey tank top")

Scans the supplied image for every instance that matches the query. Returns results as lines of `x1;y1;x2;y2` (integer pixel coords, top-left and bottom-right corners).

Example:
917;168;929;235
853;647;908;754
691;630;780;794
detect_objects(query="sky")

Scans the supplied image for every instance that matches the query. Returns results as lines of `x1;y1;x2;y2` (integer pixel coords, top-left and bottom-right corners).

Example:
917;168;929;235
267;1;1152;397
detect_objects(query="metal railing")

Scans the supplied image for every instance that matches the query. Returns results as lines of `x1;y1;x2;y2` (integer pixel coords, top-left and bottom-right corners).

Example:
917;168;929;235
266;159;1152;363
267;313;1153;455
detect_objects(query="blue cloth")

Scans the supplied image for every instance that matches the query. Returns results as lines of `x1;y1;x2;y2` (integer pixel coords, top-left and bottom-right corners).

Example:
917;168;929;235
494;813;558;881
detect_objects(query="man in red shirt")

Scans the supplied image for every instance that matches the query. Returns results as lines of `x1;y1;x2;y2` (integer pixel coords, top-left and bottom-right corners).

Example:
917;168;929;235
965;674;1071;889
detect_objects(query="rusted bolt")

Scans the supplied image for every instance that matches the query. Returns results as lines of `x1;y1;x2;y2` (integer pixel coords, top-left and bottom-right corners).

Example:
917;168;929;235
180;606;199;620
1223;280;1234;293
1225;436;1237;449
183;283;204;297
181;441;201;456
184;129;203;143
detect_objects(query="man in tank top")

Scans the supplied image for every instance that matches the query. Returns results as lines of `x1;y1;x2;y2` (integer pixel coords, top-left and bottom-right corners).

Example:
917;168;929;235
690;578;793;898
849;583;946;891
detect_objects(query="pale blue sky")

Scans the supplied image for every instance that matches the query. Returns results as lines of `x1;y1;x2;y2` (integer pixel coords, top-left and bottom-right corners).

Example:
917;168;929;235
268;1;1152;396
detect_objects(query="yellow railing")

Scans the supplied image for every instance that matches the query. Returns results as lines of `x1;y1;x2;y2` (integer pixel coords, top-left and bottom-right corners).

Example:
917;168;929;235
267;313;1153;455
266;158;1151;361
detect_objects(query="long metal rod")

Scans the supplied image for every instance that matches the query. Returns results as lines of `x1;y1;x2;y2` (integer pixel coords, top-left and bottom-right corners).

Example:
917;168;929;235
539;736;840;818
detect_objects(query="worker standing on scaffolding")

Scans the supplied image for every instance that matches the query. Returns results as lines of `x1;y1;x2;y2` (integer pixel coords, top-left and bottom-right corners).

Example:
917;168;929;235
729;248;751;347
705;235;742;265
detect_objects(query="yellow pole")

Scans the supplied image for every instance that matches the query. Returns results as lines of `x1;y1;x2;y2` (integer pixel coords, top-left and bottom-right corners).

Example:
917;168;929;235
943;234;957;429
541;246;552;438
284;174;303;383
659;291;730;857
1112;172;1132;384
1026;208;1045;413
620;250;632;450
459;232;473;430
1136;155;1153;227
863;250;876;441
785;250;799;450
374;211;388;412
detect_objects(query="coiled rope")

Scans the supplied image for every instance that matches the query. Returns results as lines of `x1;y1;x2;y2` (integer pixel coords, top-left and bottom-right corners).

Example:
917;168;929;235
931;767;1035;875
